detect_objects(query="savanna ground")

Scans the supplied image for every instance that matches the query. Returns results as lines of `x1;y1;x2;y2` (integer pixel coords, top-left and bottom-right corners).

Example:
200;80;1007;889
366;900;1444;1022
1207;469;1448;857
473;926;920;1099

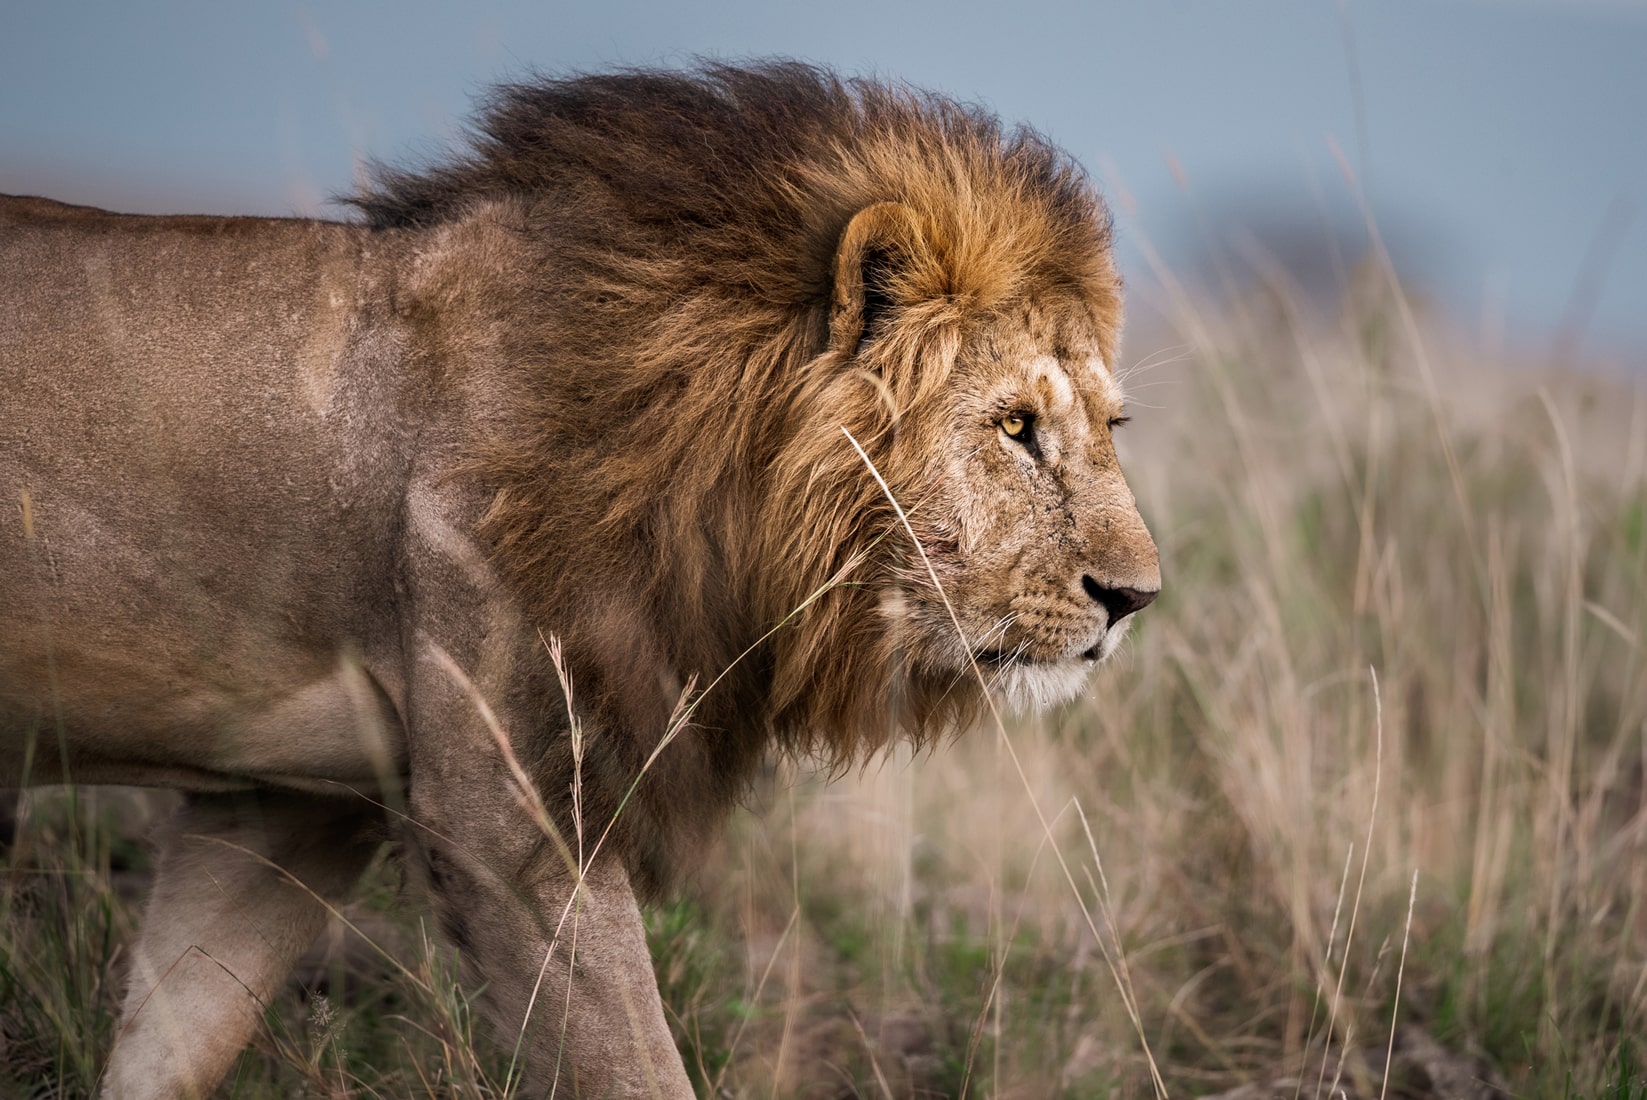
3;259;1644;1099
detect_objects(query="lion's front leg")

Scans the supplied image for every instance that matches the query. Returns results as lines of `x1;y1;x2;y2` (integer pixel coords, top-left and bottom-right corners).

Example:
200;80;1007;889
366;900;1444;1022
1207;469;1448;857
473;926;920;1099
405;662;691;1097
411;820;690;1097
102;791;381;1100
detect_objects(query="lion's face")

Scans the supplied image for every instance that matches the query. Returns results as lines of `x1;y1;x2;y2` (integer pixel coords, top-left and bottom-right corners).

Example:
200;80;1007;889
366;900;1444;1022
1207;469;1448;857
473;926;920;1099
891;308;1160;713
802;198;1157;726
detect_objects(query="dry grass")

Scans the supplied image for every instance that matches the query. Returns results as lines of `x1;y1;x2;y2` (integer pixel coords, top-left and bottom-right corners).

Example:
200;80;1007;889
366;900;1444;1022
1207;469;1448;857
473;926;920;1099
3;273;1645;1098
675;276;1646;1097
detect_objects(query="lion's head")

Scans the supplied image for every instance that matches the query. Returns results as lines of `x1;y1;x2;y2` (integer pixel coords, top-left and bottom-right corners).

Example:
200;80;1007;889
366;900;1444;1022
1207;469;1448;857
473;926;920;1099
356;63;1159;841
761;191;1160;747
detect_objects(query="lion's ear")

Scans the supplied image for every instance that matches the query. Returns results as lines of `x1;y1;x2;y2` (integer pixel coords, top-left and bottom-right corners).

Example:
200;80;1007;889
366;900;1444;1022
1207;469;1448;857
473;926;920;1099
828;201;929;358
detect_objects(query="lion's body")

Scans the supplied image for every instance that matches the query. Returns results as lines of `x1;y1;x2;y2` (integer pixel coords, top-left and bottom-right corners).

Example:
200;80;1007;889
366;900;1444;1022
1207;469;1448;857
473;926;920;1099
1;202;410;791
0;65;1159;1098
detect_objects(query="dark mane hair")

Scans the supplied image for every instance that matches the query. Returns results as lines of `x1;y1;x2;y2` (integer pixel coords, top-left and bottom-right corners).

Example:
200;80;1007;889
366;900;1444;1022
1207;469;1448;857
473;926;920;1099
353;62;1120;892
351;61;1093;232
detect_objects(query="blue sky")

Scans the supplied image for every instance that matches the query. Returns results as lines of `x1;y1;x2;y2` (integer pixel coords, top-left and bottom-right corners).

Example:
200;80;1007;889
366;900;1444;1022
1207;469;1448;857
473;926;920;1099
3;0;1642;363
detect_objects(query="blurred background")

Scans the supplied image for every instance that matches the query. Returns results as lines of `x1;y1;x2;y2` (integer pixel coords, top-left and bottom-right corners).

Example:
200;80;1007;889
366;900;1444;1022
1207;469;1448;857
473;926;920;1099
3;0;1643;367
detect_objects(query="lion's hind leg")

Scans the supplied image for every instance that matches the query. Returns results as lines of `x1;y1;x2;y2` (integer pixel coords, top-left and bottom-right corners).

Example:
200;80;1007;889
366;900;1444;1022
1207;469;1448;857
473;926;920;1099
101;790;381;1100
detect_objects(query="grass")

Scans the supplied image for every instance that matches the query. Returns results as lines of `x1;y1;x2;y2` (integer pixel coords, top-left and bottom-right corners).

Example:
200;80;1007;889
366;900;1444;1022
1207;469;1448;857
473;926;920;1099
1573;1051;1647;1100
3;272;1645;1097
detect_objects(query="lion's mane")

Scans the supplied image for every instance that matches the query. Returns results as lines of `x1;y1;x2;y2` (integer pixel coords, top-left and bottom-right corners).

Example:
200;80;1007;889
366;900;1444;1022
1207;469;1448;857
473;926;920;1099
352;63;1120;890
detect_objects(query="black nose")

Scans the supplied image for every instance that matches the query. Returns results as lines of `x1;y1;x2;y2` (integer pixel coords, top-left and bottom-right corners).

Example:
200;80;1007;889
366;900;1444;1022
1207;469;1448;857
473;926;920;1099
1082;576;1159;624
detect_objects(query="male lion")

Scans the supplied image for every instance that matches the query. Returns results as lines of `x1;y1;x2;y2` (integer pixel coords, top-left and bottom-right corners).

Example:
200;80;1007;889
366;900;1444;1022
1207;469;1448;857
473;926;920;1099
0;64;1159;1097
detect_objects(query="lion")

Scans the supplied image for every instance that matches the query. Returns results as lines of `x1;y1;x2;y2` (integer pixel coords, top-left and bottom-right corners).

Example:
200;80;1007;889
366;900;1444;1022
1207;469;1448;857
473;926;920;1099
0;63;1159;1097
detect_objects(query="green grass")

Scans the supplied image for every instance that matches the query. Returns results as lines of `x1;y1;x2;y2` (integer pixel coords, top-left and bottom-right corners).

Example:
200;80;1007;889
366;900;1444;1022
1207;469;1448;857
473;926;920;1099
3;278;1645;1097
1;790;134;1097
1564;1049;1647;1100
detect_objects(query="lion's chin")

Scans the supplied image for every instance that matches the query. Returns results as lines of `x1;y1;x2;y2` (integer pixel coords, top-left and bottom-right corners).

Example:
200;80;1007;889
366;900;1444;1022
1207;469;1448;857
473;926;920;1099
971;621;1133;713
986;660;1097;713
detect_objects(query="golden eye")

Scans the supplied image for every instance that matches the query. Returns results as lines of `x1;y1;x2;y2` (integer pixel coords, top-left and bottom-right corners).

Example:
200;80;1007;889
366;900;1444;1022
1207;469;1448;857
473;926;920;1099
1001;414;1027;439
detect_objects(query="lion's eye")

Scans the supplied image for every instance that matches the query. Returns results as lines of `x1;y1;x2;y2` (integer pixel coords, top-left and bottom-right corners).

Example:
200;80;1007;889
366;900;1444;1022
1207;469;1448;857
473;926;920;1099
1108;415;1131;430
1000;413;1031;441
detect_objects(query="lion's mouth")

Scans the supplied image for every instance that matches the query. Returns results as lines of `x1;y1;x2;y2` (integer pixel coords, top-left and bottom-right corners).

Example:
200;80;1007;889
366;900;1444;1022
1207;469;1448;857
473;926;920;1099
973;647;1028;669
974;644;1103;668
966;647;1104;713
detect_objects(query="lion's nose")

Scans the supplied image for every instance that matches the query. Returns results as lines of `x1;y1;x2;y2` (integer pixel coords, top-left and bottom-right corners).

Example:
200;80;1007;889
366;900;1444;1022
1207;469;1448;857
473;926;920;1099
1081;575;1159;624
